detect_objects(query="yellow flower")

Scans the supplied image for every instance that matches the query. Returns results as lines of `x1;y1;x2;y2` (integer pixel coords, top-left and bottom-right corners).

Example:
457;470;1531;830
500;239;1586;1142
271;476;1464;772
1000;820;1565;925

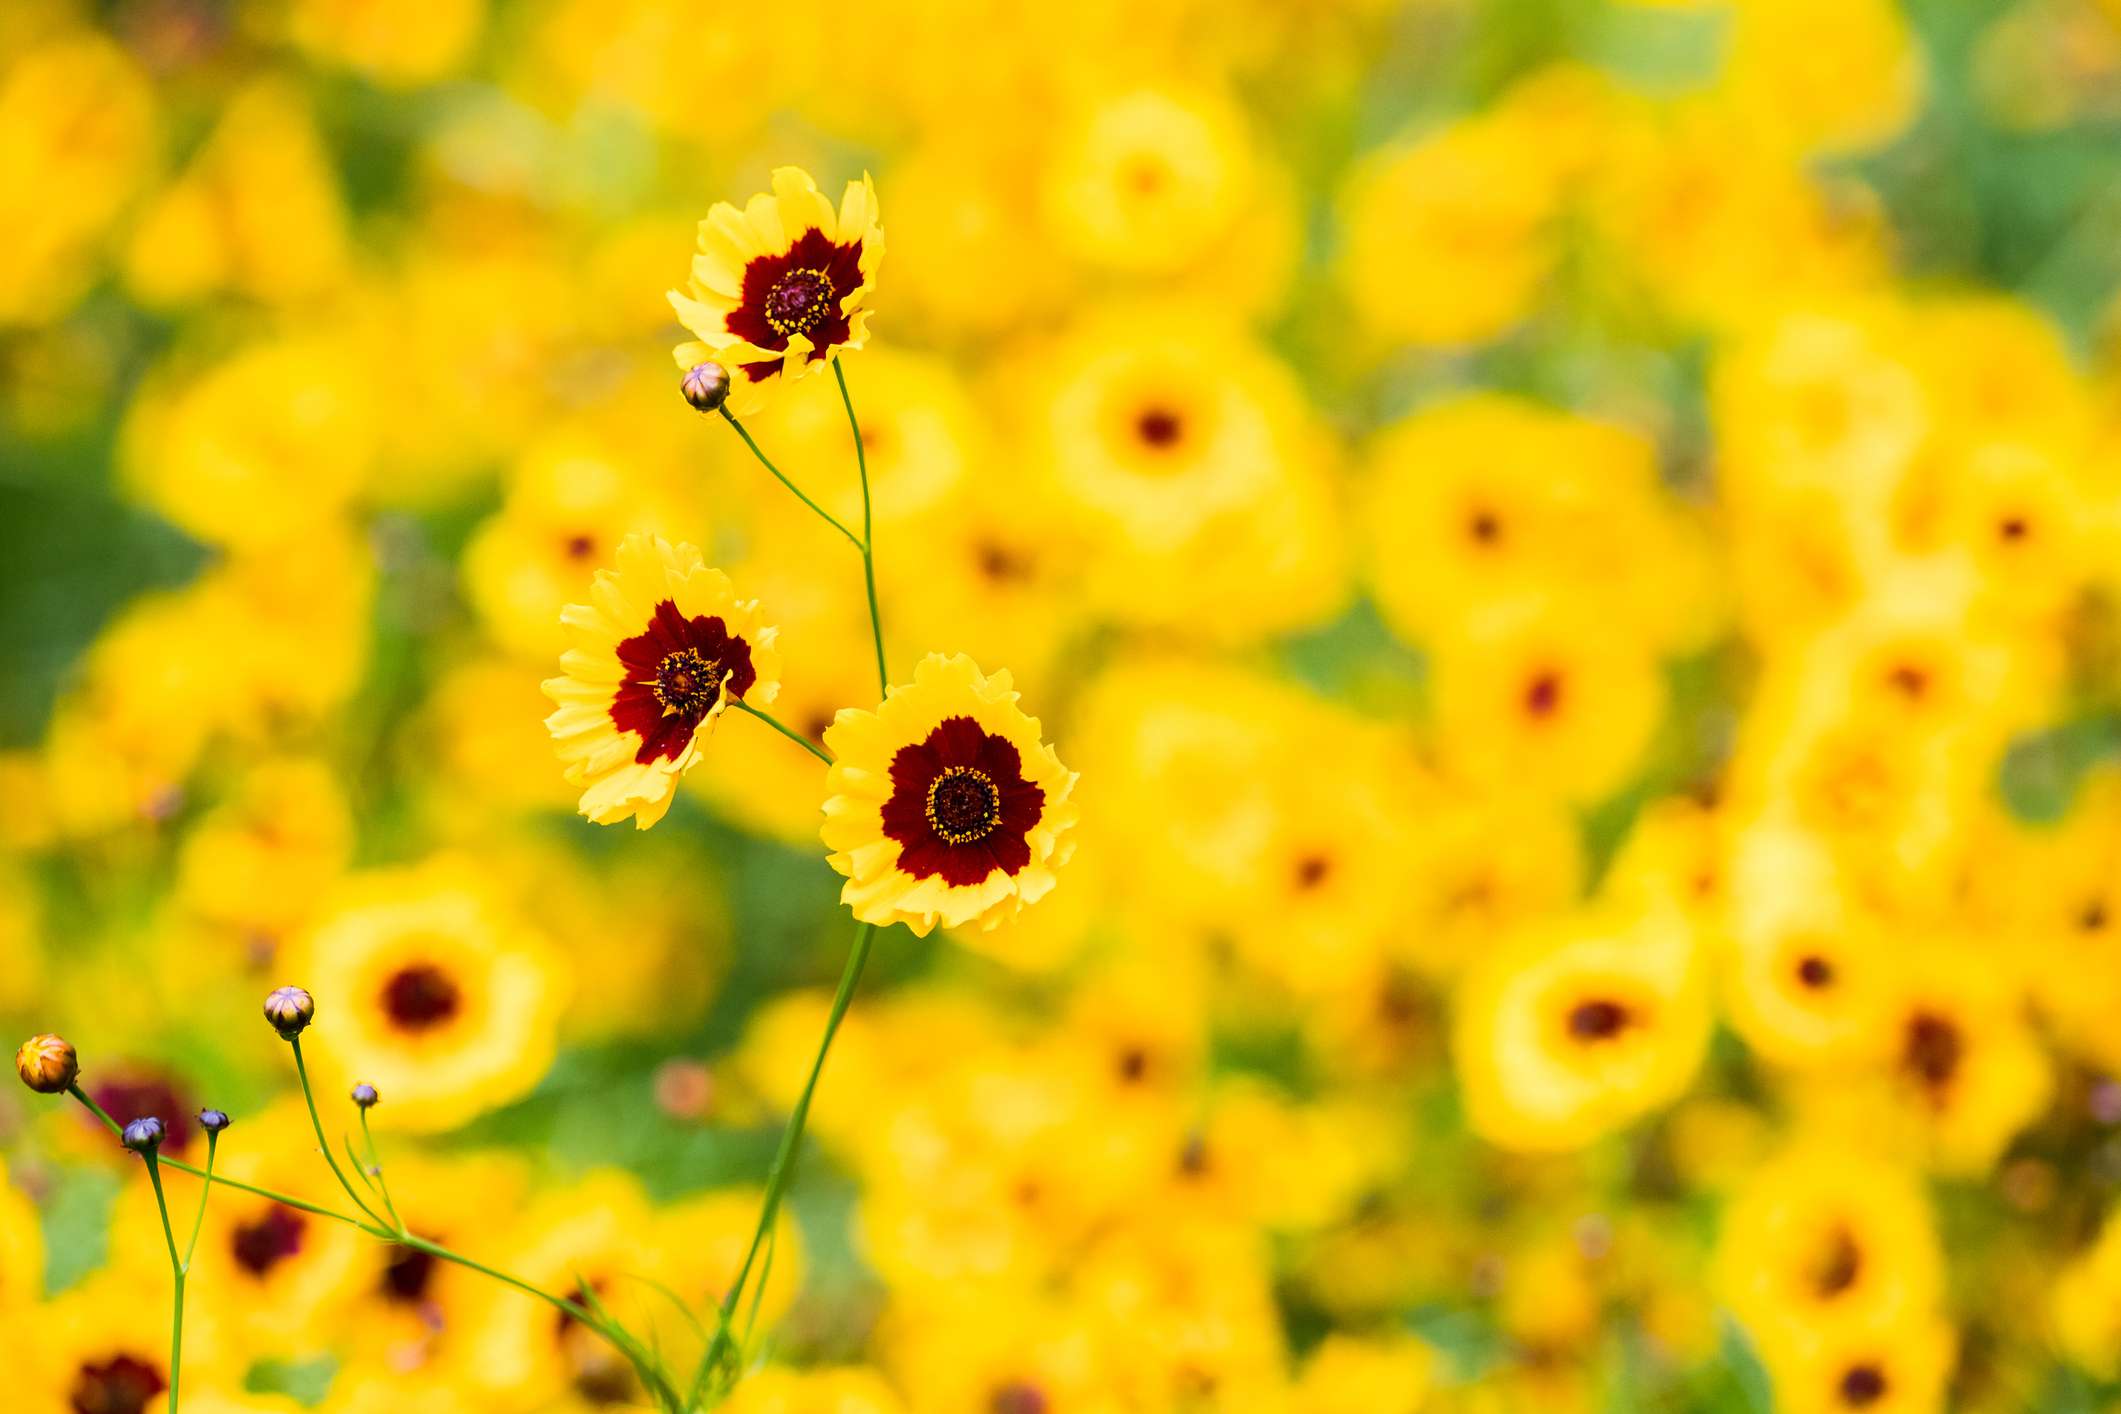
285;857;568;1131
1038;85;1256;276
1336;107;1561;347
29;1269;224;1411
668;166;883;415
542;532;783;830
823;653;1077;937
1755;1314;1956;1414
1454;909;1711;1152
1291;1333;1433;1414
1715;1144;1944;1354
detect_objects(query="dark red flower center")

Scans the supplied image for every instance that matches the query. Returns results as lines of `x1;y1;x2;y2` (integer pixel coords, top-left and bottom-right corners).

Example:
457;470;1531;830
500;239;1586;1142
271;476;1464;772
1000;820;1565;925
1796;954;1835;989
764;267;832;337
231;1207;308;1277
383;963;461;1032
70;1355;166;1414
881;716;1046;888
990;1383;1050;1414
1839;1364;1887;1407
91;1075;195;1152
610;600;757;766
1568;998;1630;1041
1903;1011;1962;1092
727;226;865;380
1137;406;1185;449
382;1243;438;1304
927;766;1001;844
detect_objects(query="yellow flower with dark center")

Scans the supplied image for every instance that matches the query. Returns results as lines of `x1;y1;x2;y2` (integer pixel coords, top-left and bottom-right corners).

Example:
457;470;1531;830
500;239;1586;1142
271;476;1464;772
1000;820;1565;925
1454;910;1711;1152
1715;1145;1943;1355
668;167;883;415
822;654;1077;936
543;532;781;829
285;858;566;1132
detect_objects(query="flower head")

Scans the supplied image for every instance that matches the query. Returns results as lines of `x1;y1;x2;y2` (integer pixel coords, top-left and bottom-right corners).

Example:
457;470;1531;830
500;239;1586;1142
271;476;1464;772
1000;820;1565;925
264;984;316;1039
543;532;781;829
198;1108;231;1134
350;1081;379;1109
680;360;731;413
822;654;1077;937
15;1033;78;1093
668;167;883;414
121;1116;165;1154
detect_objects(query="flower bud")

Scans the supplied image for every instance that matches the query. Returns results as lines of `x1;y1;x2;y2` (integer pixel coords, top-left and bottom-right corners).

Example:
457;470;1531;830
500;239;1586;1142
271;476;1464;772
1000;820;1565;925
263;985;315;1040
681;361;731;413
350;1082;379;1110
15;1034;78;1094
198;1108;231;1134
121;1116;165;1154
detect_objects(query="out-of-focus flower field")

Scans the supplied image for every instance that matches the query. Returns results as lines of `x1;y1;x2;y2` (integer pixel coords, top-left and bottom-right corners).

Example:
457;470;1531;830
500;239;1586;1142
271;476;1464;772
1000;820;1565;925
9;0;2121;1409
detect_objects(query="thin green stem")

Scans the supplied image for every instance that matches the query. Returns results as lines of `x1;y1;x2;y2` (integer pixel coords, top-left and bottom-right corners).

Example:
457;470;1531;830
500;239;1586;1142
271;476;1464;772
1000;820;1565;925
69;1084;381;1234
182;1131;217;1270
358;1110;407;1236
835;361;888;696
289;1039;391;1230
732;699;832;764
66;1085;666;1402
143;1154;184;1414
691;921;877;1402
719;407;865;551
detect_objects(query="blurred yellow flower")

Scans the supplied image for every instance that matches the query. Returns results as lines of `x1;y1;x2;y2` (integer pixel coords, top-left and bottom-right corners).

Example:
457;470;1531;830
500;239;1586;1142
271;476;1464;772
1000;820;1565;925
286;858;568;1131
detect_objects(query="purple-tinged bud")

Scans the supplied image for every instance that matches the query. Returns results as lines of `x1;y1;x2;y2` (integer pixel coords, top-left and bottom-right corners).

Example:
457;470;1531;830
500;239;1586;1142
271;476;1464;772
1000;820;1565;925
121;1116;165;1154
15;1034;78;1094
263;985;315;1040
198;1108;231;1134
350;1082;379;1110
680;361;731;413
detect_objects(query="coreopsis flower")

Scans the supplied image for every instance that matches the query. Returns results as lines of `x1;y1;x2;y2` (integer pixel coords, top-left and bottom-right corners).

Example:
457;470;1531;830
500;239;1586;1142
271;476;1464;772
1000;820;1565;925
668;167;883;415
15;1033;77;1093
822;653;1077;936
542;532;782;829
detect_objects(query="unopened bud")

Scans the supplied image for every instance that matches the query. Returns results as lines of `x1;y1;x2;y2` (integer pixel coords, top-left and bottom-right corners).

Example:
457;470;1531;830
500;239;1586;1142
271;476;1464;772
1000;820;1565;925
15;1034;78;1094
121;1117;165;1154
198;1108;231;1134
263;985;315;1040
681;361;731;413
350;1082;379;1110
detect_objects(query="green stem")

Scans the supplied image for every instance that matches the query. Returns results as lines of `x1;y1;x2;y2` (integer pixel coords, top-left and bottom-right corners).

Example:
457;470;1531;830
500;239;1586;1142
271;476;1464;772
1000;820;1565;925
70;1085;380;1234
835;361;888;696
289;1038;391;1230
358;1110;407;1236
181;1131;217;1270
731;700;832;764
66;1086;659;1401
143;1154;184;1414
719;407;865;551
691;921;877;1401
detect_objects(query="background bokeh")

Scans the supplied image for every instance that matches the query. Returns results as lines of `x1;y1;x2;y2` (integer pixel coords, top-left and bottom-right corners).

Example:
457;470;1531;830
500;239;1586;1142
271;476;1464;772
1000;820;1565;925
7;0;2121;1409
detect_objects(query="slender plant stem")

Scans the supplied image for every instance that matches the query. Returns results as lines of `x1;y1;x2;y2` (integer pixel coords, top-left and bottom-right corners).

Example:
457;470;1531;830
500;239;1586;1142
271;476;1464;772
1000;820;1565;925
692;921;877;1401
65;1084;660;1400
142;1154;184;1414
358;1109;407;1236
289;1038;391;1230
731;700;832;764
719;407;865;550
69;1085;381;1233
835;361;888;696
182;1131;217;1270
